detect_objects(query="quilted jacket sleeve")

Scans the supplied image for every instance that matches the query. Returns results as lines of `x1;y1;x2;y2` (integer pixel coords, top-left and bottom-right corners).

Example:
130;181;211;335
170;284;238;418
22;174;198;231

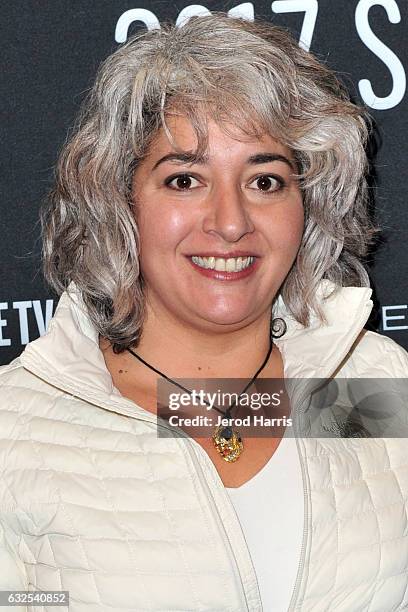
0;521;28;611
0;362;28;611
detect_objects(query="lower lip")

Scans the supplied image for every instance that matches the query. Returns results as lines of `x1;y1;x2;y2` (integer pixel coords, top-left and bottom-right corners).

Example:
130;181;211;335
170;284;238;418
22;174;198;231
187;257;259;280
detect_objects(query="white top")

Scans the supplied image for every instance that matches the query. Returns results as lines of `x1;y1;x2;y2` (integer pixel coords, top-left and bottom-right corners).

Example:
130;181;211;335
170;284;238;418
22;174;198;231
225;431;304;611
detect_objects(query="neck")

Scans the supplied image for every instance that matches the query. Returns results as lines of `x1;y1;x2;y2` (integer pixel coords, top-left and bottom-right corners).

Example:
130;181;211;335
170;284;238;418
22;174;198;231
133;305;274;380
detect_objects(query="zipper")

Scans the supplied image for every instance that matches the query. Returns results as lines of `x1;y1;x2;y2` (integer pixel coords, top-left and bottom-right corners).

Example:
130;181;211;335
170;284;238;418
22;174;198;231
185;439;261;611
287;298;374;611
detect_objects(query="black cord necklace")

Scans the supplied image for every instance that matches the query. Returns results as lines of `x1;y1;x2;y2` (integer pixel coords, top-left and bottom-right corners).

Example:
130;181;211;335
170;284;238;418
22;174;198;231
126;337;273;463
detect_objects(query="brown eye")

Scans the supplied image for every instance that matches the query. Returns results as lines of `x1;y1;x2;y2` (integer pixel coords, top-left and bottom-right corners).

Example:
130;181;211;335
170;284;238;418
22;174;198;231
165;174;200;190
248;175;283;193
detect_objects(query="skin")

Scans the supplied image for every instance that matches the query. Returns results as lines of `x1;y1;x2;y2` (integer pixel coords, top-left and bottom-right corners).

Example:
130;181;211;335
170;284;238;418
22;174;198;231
130;115;304;371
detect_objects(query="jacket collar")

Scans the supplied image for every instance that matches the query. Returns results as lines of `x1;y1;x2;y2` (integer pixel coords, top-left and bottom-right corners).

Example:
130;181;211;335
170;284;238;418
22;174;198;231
20;280;373;415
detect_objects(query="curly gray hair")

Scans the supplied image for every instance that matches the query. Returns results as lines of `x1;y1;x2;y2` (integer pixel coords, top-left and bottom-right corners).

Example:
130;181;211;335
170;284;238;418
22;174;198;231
41;12;377;353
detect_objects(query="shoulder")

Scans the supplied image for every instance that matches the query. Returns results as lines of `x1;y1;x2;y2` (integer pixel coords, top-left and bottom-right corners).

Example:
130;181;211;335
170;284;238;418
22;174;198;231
340;329;408;377
0;357;32;408
0;356;54;400
0;357;65;433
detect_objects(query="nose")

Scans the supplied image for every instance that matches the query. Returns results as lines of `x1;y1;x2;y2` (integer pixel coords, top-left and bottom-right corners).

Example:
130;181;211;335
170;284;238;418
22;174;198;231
202;184;255;243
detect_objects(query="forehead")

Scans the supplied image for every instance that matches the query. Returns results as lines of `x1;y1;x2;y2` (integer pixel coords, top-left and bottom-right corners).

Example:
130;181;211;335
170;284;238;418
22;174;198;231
143;114;293;162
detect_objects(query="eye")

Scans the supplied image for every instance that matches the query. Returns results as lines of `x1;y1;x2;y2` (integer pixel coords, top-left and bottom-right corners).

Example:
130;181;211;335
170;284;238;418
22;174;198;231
248;174;284;193
165;173;201;191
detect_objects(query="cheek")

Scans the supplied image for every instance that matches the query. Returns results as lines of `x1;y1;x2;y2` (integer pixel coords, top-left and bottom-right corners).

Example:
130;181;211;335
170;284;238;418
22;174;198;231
138;203;193;255
267;199;304;253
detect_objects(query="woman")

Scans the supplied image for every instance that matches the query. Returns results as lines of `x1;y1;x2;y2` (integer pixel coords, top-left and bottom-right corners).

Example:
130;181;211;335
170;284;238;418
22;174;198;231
1;13;407;612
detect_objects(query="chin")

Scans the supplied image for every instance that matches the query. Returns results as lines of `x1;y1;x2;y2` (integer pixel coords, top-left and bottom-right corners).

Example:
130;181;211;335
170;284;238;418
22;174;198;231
194;307;256;329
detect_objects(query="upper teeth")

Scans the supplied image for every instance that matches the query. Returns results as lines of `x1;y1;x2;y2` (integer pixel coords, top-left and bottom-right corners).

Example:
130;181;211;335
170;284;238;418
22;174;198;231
191;256;255;272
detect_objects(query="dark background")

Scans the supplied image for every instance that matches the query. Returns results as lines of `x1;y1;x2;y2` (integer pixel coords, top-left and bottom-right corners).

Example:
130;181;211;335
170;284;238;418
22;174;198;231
1;0;407;364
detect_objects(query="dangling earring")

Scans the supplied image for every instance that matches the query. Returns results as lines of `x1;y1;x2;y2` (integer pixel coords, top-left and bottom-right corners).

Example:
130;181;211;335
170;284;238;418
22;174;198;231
270;314;287;339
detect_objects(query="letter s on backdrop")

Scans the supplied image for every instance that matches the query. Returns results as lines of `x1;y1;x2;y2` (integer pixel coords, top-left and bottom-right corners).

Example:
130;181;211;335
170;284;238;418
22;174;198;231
355;0;406;110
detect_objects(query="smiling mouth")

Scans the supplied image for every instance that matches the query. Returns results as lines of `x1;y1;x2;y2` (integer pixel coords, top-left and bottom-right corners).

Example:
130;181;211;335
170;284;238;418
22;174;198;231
190;255;255;273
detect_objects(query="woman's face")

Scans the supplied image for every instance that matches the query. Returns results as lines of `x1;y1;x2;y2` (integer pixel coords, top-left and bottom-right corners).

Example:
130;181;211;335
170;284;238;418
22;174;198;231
132;115;304;333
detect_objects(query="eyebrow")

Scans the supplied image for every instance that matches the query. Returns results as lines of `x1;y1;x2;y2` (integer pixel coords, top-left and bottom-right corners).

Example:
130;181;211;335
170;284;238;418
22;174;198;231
152;151;296;171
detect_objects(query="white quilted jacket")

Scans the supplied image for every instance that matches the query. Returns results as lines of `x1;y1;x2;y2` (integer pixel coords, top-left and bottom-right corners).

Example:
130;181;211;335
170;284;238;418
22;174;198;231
0;280;407;612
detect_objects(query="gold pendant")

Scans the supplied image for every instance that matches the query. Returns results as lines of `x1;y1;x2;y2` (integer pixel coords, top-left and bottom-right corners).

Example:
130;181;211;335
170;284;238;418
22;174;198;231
212;424;244;462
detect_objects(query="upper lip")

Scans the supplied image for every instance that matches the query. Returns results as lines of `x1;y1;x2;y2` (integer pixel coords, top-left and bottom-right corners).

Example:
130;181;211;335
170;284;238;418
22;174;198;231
186;251;259;258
